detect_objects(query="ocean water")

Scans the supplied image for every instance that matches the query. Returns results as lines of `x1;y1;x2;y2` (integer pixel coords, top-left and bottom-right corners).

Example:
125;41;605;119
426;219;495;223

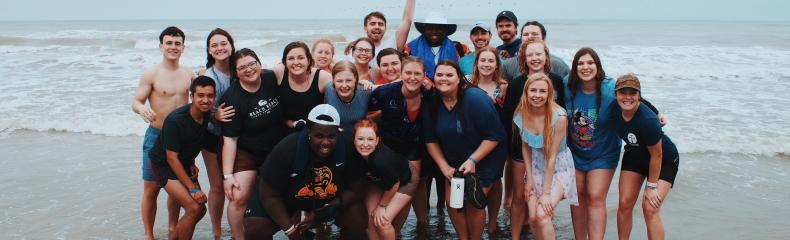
1;19;789;239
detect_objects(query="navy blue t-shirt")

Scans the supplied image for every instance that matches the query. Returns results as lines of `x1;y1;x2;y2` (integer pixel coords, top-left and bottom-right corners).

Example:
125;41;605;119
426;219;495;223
368;81;428;154
613;104;678;161
496;38;522;59
422;87;507;168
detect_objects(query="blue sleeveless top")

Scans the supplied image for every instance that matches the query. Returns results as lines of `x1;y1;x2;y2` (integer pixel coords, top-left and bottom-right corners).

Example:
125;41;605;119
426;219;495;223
512;108;568;152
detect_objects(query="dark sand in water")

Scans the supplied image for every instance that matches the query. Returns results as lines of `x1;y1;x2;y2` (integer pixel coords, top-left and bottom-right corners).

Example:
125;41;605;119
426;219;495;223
2;130;789;239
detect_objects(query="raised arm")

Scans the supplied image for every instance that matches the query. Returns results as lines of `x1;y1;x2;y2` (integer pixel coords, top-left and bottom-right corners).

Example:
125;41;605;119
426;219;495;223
394;0;416;51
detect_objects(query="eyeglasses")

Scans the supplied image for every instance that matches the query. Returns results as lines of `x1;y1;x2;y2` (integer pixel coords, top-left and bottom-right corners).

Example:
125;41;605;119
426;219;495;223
236;60;259;71
354;47;373;54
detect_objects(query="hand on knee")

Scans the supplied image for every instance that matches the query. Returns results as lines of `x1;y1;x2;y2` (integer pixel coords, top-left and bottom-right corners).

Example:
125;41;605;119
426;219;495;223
642;201;660;219
536;209;553;227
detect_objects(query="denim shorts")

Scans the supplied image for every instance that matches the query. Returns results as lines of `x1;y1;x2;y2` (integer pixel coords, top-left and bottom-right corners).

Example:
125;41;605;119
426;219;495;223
141;126;161;181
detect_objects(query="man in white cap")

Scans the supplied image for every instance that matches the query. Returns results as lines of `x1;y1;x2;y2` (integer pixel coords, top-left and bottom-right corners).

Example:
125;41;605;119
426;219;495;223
361;0;415;66
246;104;368;239
406;11;459;79
459;21;494;75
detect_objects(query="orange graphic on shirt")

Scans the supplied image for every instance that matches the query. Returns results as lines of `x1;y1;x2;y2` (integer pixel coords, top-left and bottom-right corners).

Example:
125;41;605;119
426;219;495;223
295;166;338;199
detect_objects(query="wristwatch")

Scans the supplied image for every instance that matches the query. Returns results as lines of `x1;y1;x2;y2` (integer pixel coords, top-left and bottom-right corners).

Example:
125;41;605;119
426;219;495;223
645;181;658;190
223;174;233;180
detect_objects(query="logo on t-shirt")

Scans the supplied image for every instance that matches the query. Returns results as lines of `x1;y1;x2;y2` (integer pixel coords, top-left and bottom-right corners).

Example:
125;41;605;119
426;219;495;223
249;98;279;119
571;108;597;150
295;166;338;200
627;133;638;146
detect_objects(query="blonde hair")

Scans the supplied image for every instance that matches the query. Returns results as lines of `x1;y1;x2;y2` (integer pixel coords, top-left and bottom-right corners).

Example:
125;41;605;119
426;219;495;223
312;38;336;70
514;72;560;157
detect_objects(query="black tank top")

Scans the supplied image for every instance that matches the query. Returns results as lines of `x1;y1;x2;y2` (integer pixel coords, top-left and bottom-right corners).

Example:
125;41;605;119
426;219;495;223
279;69;323;122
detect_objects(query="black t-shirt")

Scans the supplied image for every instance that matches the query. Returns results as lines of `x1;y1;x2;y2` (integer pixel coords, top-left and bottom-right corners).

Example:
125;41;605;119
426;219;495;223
149;104;208;169
260;131;364;211
359;144;412;190
613;104;678;161
220;70;284;155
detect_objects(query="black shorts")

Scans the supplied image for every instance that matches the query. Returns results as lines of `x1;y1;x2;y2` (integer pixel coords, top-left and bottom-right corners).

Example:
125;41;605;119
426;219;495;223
621;148;680;185
245;179;286;222
151;161;196;188
202;133;220;153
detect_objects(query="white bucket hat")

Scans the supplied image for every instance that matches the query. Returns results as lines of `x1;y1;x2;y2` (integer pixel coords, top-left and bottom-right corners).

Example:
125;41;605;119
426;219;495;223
415;11;457;35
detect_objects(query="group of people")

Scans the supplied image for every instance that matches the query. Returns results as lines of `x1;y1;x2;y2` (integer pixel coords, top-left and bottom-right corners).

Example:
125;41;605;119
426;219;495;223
132;1;680;239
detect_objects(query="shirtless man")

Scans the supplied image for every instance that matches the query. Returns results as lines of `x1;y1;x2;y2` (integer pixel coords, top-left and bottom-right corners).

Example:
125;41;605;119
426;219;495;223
131;26;195;240
361;0;415;65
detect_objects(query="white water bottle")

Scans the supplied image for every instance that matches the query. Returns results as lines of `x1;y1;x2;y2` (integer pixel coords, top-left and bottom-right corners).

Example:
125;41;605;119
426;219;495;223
450;172;465;209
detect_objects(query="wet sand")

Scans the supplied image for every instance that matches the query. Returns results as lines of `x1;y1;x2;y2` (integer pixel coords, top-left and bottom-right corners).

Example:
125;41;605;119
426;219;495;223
2;130;789;239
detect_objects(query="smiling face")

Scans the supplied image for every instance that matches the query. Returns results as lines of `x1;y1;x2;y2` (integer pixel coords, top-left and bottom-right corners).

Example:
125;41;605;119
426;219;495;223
354;127;379;158
286;47;310;75
521;25;544;42
160;35;184;61
333;70;357;99
208;34;231;62
379;54;402;81
469;28;491;49
476;50;497;77
401;61;424;93
235;56;261;84
309;124;340;158
496;19;517;43
353;40;373;65
434;65;460;96
364;16;387;42
576;54;598;83
526;79;549;108
616;88;641;112
525;43;547;73
424;24;447;46
192;85;216;113
312;42;334;70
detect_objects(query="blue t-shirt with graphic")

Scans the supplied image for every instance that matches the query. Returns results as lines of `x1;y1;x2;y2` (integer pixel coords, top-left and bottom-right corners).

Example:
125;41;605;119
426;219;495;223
563;76;621;170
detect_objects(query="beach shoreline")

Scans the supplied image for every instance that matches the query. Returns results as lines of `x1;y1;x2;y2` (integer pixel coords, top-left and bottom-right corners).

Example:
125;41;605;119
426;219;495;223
2;130;788;239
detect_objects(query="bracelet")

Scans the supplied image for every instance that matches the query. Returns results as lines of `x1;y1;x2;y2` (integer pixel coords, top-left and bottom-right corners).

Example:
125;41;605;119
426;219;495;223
223;174;233;180
645;181;658;190
378;203;388;208
190;186;200;194
467;156;478;165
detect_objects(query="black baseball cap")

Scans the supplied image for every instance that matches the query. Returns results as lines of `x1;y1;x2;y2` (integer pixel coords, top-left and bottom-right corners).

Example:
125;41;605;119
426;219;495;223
496;10;518;24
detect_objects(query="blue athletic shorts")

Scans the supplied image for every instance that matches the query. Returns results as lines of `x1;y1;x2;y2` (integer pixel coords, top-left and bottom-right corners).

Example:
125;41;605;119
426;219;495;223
142;126;161;181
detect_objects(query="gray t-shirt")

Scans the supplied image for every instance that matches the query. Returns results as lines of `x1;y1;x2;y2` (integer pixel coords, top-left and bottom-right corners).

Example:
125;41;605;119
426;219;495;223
324;82;374;133
205;67;233;136
501;54;569;82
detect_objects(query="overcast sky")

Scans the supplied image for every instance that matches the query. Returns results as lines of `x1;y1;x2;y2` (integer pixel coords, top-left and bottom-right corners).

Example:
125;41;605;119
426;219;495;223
2;0;787;21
